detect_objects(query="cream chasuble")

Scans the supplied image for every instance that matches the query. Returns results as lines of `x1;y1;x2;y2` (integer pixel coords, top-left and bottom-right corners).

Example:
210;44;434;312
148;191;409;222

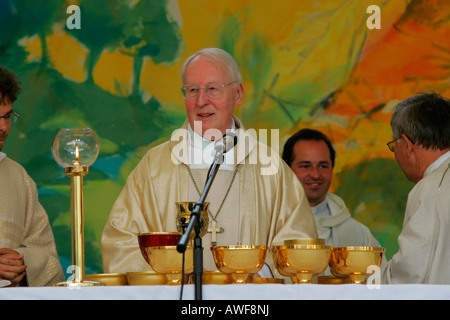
187;168;240;270
101;116;318;277
0;153;64;286
382;155;450;284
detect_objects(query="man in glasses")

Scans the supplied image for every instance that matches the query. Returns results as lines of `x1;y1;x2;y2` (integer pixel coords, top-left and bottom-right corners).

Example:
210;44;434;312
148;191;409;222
382;92;450;284
0;67;64;286
102;48;317;278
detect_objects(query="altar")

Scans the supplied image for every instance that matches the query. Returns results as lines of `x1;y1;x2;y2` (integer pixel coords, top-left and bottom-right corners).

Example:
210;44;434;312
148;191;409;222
2;283;450;300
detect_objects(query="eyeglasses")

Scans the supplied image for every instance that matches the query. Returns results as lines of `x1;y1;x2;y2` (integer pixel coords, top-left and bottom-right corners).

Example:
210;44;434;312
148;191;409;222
386;135;415;152
387;138;400;152
0;111;20;124
180;81;237;100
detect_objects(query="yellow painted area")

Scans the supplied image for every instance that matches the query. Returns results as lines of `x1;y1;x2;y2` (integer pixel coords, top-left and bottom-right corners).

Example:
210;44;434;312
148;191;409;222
18;35;42;64
139;58;185;106
93;49;134;96
47;31;88;83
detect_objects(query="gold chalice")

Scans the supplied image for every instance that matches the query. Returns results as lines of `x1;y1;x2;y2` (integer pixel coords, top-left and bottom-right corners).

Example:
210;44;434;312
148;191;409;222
176;202;209;237
211;245;268;284
138;232;182;264
145;245;194;285
329;246;385;284
272;244;332;284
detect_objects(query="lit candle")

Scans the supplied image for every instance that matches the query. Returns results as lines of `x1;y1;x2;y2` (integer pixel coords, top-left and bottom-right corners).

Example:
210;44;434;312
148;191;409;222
73;141;81;166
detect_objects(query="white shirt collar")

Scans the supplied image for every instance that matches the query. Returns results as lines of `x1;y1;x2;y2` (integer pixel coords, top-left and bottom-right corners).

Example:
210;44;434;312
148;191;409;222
0;152;6;162
311;198;331;217
187;120;235;171
424;151;450;177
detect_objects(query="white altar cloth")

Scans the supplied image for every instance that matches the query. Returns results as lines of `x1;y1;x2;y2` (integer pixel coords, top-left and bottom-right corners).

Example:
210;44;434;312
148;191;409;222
1;284;450;300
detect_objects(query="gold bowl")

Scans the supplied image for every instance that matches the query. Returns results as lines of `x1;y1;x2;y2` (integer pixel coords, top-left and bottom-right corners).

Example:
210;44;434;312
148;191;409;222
329;246;385;284
211;245;268;284
138;232;182;264
84;273;128;286
146;245;194;285
272;244;332;284
284;238;325;246
126;271;169;285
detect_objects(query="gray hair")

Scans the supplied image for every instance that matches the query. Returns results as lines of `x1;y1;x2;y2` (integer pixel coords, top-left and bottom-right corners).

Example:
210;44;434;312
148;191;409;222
180;48;243;85
391;92;450;150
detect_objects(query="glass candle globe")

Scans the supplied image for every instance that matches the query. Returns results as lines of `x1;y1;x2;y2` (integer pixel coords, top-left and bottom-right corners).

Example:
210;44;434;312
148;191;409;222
52;128;99;168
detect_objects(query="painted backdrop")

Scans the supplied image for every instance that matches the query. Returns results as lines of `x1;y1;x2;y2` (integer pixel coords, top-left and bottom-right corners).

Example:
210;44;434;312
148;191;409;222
1;0;449;275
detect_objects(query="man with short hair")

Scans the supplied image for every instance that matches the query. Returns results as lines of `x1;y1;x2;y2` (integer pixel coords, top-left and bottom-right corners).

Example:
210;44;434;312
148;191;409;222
282;128;381;248
101;48;317;276
383;92;450;284
0;67;64;286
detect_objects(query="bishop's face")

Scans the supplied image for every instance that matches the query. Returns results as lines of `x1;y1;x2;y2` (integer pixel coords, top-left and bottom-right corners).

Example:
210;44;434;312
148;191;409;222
183;55;243;140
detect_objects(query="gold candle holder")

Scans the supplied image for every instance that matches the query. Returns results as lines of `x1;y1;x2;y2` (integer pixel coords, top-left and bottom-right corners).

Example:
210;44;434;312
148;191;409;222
52;128;101;287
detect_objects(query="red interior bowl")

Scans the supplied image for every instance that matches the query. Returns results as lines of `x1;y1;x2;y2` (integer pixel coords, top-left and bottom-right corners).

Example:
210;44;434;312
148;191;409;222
138;232;182;263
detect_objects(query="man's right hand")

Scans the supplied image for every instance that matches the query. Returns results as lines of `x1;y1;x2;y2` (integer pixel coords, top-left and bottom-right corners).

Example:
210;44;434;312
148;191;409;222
0;248;27;286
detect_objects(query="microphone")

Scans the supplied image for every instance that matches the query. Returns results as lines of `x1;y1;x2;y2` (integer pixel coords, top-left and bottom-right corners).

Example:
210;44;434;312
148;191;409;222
207;132;238;178
214;132;238;155
178;133;237;300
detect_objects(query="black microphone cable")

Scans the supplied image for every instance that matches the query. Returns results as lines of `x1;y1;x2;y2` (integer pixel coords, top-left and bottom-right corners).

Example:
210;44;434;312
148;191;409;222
179;249;186;300
179;217;187;300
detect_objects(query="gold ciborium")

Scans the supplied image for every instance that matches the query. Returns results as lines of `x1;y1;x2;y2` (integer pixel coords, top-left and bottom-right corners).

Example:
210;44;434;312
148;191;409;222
329;246;385;284
272;244;332;284
176;202;209;237
145;245;194;285
211;245;268;284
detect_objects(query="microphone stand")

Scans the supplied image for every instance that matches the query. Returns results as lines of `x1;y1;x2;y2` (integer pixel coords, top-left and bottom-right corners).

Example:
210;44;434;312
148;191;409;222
177;153;224;300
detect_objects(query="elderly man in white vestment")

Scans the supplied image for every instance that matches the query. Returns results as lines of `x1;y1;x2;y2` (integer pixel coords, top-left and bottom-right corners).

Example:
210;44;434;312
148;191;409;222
101;48;318;277
0;67;64;287
382;92;450;284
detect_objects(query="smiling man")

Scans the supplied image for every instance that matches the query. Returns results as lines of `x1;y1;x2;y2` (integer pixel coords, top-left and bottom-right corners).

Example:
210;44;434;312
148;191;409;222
282;129;381;250
181;51;243;140
0;67;64;287
102;48;317;278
